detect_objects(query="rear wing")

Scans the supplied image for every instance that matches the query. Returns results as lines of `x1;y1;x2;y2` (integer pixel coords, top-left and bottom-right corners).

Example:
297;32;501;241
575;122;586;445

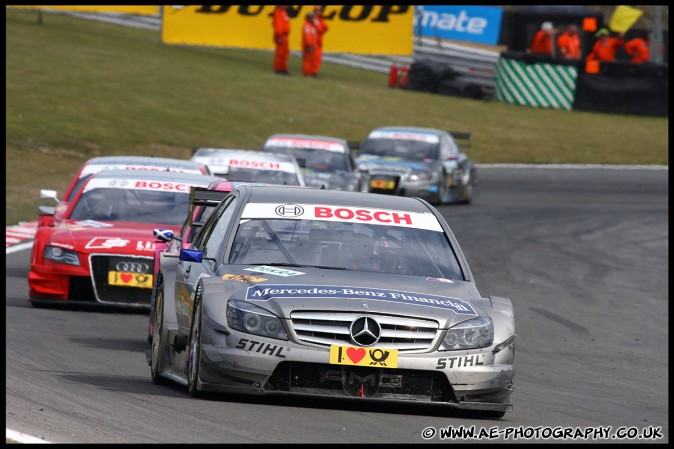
187;186;230;230
447;130;471;148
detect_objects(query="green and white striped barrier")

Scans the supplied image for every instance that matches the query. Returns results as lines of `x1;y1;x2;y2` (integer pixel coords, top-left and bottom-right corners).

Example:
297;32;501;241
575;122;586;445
494;57;578;110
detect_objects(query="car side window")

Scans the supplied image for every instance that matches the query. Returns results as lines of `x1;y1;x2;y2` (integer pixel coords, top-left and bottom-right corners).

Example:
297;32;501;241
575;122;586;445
202;195;239;258
346;150;355;171
192;195;233;250
438;136;449;161
446;135;459;158
438;135;455;160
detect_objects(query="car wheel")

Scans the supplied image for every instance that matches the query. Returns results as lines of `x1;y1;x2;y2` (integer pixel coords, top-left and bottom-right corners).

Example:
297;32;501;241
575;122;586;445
150;280;168;385
434;174;449;205
459;170;476;204
187;294;203;397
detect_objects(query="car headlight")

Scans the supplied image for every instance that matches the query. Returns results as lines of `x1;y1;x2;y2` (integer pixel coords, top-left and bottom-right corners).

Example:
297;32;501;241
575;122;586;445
408;171;439;182
441;317;493;350
43;246;80;266
408;171;431;182
226;299;288;340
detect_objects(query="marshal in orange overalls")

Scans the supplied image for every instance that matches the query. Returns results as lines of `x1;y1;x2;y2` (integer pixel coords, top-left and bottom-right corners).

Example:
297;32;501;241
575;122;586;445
273;6;291;74
302;12;319;76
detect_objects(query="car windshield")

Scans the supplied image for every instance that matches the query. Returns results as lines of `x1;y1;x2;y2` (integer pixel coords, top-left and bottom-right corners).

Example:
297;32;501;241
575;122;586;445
359;138;439;161
69;187;189;225
267;147;347;173
226;167;300;185
228;217;463;279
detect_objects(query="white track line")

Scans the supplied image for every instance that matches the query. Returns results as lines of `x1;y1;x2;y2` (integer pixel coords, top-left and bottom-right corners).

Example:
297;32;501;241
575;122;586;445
6;429;52;444
6;241;35;254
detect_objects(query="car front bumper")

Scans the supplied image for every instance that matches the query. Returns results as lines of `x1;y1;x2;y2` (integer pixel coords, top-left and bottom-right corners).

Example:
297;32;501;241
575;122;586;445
28;254;154;308
362;176;443;199
197;325;514;412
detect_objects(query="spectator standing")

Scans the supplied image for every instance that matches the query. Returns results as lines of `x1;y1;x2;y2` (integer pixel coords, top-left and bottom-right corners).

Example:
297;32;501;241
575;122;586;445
313;6;329;75
529;21;557;57
302;11;319;77
557;24;581;60
586;28;624;62
273;5;291;75
623;35;650;63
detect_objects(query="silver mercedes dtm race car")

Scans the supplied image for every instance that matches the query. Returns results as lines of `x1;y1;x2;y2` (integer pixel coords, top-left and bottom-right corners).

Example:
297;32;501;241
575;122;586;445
148;184;514;417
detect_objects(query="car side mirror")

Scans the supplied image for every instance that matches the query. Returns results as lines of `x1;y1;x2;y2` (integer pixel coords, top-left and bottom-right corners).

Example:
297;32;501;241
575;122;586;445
40;189;60;203
180;248;203;262
180;248;216;263
153;228;180;243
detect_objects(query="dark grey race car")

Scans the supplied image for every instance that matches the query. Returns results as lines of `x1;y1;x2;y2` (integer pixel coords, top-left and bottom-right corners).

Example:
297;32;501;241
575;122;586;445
148;184;514;417
356;126;477;205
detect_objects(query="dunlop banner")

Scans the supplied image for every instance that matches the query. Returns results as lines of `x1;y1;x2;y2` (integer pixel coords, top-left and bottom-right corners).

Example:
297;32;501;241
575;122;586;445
161;5;413;55
6;5;159;15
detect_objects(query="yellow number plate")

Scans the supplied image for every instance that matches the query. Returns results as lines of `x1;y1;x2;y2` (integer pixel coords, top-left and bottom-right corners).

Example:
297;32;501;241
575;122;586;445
370;179;395;190
329;345;398;368
107;271;153;288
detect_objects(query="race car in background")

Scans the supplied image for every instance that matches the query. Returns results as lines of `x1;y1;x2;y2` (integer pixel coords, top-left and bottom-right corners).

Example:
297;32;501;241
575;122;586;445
262;133;362;191
148;184;514;417
28;169;219;309
62;155;211;202
355;126;477;205
37;155;211;228
191;148;305;186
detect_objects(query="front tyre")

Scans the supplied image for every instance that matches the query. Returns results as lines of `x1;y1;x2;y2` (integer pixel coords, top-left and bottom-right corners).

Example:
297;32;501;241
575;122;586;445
455;168;476;204
434;174;449;205
187;294;203;397
150;280;168;385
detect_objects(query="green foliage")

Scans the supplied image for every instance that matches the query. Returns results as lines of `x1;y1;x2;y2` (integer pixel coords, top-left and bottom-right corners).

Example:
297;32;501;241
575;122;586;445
5;10;668;225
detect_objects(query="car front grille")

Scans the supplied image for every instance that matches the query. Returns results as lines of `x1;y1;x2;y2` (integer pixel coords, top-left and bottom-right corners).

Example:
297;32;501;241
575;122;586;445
89;254;153;307
265;361;457;403
289;311;439;351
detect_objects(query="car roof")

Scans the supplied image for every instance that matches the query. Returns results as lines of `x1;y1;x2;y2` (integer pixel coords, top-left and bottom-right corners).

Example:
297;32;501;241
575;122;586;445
264;134;348;145
86;168;218;183
263;134;349;153
207;179;247;191
366;126;446;137
82;155;206;169
192;148;298;163
240;184;432;213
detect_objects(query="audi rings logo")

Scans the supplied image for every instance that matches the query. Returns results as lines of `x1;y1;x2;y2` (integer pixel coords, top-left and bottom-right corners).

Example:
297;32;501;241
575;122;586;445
107;179;129;187
115;261;150;273
275;204;304;218
350;316;381;346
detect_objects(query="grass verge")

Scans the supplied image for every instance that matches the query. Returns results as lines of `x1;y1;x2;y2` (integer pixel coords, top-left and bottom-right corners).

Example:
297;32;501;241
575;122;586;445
6;10;668;225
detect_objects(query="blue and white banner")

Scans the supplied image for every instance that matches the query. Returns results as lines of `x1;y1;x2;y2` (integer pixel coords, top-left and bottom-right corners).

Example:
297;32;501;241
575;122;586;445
414;5;503;46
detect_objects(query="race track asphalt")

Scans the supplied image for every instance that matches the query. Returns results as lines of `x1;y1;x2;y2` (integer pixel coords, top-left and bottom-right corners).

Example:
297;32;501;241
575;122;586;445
5;165;668;443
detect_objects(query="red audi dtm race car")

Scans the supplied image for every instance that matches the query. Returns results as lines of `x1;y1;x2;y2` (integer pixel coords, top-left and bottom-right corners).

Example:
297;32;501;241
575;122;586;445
61;155;211;202
38;156;211;229
28;169;219;309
